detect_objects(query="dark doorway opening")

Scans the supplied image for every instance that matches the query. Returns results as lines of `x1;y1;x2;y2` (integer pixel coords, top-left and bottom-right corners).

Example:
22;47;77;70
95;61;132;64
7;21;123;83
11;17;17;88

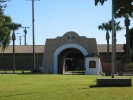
58;48;85;74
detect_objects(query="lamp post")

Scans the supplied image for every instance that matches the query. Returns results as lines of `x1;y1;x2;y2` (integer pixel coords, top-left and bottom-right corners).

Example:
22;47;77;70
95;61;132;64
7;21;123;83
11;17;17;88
111;0;115;78
26;0;40;70
25;0;36;70
12;30;16;73
32;0;36;70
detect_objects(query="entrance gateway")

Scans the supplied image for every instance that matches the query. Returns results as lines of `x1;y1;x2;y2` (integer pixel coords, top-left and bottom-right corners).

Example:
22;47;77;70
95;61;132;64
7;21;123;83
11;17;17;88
42;31;101;75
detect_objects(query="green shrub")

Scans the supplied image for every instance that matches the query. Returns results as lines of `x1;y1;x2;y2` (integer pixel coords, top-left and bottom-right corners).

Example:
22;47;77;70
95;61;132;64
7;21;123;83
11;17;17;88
123;63;133;72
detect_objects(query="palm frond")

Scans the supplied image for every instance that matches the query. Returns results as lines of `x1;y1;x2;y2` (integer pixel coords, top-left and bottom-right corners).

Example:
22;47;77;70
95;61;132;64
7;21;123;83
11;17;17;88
9;22;22;31
98;20;123;32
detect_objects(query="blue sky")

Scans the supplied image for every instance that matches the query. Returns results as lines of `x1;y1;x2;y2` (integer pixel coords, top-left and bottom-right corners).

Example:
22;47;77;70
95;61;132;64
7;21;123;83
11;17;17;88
4;0;133;45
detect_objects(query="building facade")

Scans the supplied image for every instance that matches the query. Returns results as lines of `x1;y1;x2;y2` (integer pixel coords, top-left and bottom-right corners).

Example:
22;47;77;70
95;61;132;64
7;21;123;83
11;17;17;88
0;32;126;74
42;31;100;75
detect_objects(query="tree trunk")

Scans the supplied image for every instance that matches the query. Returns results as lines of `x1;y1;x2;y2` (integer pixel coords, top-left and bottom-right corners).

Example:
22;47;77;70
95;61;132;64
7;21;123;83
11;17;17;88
125;19;130;63
107;40;109;62
106;31;110;62
114;31;117;73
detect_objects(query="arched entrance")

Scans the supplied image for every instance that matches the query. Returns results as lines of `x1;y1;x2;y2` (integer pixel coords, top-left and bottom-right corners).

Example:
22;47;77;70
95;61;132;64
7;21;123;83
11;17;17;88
58;48;84;74
54;43;88;74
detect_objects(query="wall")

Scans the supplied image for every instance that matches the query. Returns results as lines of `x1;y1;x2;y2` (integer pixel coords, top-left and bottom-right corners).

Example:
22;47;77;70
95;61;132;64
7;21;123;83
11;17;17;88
101;62;126;73
42;31;98;74
85;57;100;75
0;53;43;70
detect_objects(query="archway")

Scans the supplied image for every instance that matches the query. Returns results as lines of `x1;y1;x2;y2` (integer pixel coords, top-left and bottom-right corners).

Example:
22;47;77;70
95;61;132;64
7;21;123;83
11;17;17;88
54;43;88;74
58;48;85;74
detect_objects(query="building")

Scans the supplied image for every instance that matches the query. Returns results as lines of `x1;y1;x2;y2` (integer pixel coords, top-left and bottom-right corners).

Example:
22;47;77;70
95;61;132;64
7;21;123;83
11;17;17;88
0;32;125;74
42;31;125;75
0;45;44;70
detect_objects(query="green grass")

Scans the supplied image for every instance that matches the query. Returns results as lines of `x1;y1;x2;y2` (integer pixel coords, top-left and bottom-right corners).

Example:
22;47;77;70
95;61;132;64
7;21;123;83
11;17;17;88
0;74;133;100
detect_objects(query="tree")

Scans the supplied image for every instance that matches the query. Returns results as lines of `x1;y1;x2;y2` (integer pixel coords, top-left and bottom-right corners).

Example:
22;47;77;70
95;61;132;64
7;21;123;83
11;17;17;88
9;22;21;73
0;15;21;52
9;22;22;32
129;28;133;50
95;0;133;63
113;1;133;18
95;0;133;18
95;0;107;6
98;20;123;62
124;15;131;63
131;50;133;62
0;14;12;52
0;2;10;52
0;1;22;52
123;63;133;72
98;21;111;62
123;27;133;50
0;0;7;18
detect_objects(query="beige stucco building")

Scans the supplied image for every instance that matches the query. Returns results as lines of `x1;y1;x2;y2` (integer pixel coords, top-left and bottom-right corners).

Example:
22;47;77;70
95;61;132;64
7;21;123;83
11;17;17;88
42;31;101;75
0;32;126;74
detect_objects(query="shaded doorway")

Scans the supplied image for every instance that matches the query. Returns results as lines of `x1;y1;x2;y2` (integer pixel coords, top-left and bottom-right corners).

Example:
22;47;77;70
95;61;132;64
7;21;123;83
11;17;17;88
58;48;85;74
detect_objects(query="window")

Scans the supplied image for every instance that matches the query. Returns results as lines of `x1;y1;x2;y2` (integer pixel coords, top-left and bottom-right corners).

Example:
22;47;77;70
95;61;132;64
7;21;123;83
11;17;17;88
15;57;19;61
36;57;42;61
24;57;30;61
89;61;96;68
117;57;122;61
1;57;7;61
104;57;107;60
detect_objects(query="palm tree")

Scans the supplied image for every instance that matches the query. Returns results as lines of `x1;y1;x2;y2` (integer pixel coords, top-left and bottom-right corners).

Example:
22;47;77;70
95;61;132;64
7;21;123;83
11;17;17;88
130;28;133;50
123;27;133;62
0;17;22;52
9;22;21;73
98;21;111;62
95;0;133;63
98;20;123;64
9;23;22;47
124;15;131;63
9;22;21;31
0;2;22;52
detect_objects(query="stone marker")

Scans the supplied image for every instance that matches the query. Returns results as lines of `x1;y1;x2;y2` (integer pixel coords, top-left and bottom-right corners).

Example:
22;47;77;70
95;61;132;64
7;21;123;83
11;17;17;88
96;78;132;87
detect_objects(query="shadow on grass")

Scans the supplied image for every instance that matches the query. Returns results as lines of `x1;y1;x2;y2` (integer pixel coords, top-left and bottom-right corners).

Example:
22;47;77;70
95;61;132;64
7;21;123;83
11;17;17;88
89;84;132;88
89;85;98;88
0;91;42;99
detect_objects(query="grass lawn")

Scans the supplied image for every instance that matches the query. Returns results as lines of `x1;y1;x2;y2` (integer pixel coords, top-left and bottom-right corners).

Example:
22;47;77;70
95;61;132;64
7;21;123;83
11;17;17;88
0;74;133;100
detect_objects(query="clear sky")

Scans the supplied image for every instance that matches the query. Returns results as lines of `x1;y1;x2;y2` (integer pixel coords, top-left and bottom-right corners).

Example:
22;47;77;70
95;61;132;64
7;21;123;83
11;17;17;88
4;0;133;45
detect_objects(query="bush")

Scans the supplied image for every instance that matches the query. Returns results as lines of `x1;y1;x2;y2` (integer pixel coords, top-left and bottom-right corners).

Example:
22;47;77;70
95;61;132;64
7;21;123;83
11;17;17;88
31;69;41;73
123;63;133;72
